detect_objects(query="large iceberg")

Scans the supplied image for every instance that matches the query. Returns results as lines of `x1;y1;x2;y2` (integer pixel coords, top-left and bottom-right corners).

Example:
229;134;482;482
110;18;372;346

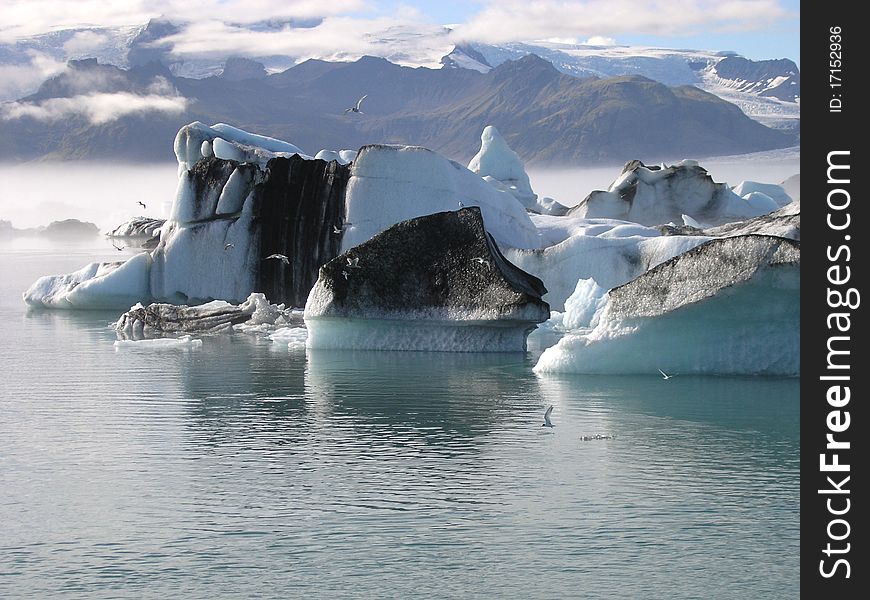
305;207;549;352
534;235;799;376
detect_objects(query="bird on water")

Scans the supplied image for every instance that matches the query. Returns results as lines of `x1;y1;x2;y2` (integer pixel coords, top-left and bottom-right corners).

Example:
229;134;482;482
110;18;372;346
542;405;554;428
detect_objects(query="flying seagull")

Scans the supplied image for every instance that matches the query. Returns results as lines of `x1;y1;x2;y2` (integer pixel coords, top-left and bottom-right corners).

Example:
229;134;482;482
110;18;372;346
542;405;554;428
224;243;234;250
332;225;342;235
470;257;488;265
658;368;675;380
137;201;147;209
265;253;290;265
111;241;124;251
341;270;349;281
346;257;361;268
345;94;367;114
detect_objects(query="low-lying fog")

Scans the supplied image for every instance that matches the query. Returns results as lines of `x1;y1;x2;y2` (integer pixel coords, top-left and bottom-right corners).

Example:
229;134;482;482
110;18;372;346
0;147;799;232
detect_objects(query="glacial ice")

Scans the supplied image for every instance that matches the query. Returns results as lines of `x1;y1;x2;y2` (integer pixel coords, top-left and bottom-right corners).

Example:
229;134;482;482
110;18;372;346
504;218;710;310
113;335;203;350
569;160;782;226
114;292;285;338
732;180;793;207
534;236;799;376
24;253;151;310
23;119;800;375
469;126;568;216
342;144;542;251
306;208;549;352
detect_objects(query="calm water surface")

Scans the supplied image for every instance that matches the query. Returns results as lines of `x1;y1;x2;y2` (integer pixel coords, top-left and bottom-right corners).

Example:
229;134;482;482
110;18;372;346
0;240;799;598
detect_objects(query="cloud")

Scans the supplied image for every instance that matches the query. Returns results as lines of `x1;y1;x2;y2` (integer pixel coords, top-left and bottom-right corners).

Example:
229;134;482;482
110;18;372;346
583;36;617;46
0;51;67;102
0;0;367;41
450;0;790;43
62;30;110;53
1;91;189;124
160;16;453;67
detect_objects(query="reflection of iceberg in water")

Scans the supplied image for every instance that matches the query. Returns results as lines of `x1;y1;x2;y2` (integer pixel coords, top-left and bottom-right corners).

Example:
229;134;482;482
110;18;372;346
304;350;543;442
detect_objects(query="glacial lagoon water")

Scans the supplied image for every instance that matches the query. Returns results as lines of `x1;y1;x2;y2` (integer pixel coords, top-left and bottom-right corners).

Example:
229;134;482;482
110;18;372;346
0;240;799;598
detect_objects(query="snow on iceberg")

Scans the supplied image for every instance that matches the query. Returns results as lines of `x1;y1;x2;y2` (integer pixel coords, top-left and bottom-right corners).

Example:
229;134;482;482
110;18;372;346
305;207;549;352
534;235;799;376
342;144;543;251
174;121;308;171
569;160;780;226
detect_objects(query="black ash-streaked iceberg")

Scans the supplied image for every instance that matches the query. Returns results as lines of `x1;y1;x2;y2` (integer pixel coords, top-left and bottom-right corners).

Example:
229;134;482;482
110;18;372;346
534;235;799;376
568;159;787;226
304;207;550;352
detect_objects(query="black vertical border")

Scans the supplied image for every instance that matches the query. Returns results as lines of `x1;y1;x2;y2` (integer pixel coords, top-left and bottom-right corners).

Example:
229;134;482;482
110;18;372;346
802;3;866;596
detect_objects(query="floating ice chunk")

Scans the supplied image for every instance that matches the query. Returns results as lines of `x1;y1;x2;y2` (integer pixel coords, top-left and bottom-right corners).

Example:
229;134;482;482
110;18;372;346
306;207;548;352
269;326;308;351
24;253;152;310
113;335;203;350
742;191;780;214
201;140;213;158
732;181;792;207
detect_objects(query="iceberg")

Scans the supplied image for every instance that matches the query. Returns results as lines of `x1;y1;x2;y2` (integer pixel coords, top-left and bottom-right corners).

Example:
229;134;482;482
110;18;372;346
114;292;286;339
468;125;568;216
305;207;549;352
569;160;781;226
534;235;799;376
342;144;542;251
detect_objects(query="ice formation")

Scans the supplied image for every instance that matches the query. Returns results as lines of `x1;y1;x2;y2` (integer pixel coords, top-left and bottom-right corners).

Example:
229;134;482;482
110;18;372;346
504;216;710;310
534;235;799;376
107;217;166;239
731;181;793;208
569;160;782;226
113;335;203;350
342;144;542;251
114;292;286;339
305;208;549;352
23;120;800;375
467;125;568;216
174;121;308;171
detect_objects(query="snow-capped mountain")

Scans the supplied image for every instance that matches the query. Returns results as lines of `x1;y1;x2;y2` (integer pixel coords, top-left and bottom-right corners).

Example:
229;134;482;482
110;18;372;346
442;41;799;131
1;20;800;140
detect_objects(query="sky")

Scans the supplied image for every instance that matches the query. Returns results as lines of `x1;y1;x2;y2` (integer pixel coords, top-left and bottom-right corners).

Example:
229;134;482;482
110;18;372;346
0;0;799;102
